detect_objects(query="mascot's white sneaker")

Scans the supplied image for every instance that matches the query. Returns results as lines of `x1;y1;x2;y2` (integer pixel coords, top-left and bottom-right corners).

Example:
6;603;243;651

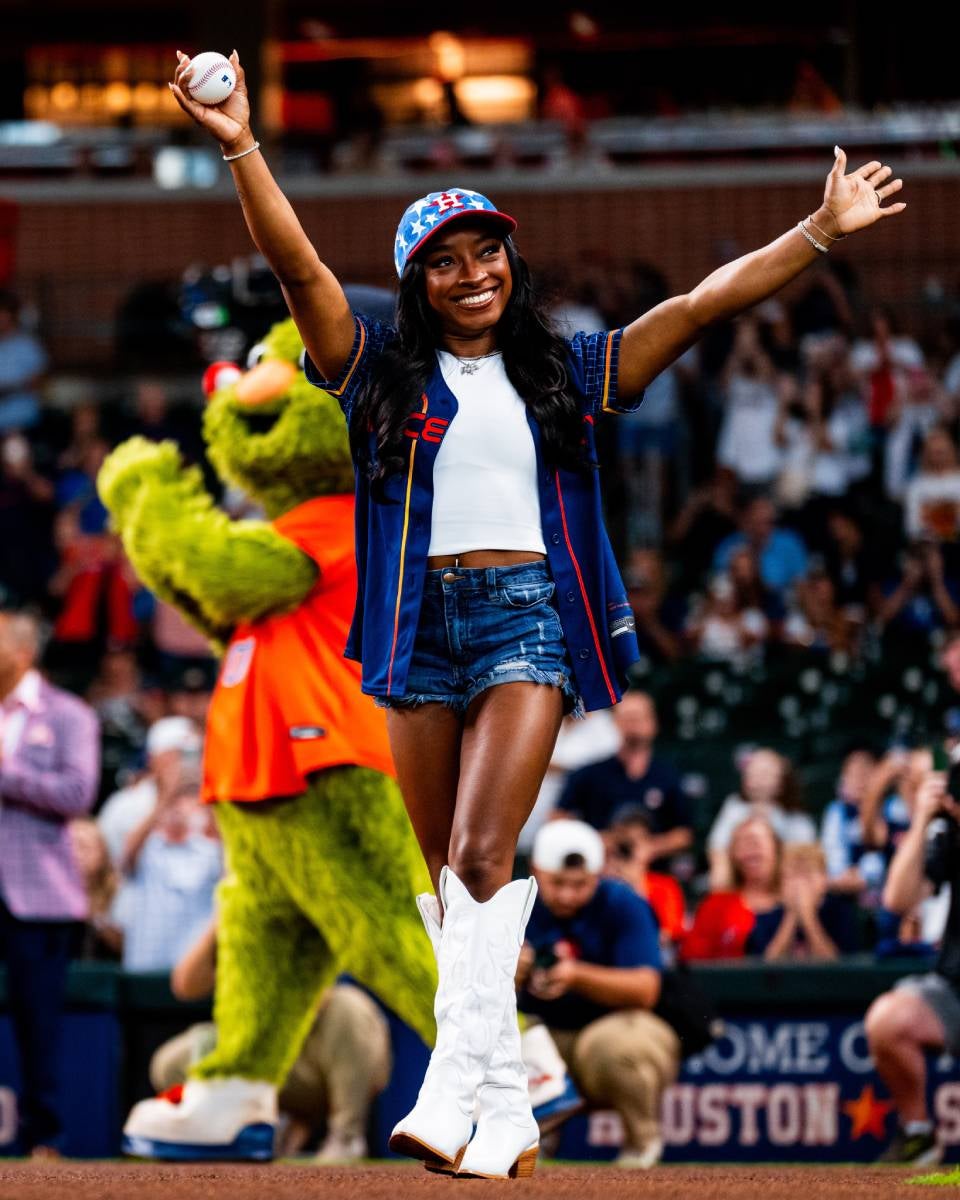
409;881;541;1180
523;1023;586;1135
122;1078;277;1161
389;868;537;1173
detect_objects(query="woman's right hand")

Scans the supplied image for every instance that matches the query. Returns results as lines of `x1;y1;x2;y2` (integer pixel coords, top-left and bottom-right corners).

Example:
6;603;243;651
170;50;252;152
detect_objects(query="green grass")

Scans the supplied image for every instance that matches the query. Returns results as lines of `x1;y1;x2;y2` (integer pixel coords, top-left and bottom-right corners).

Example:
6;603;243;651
909;1169;960;1187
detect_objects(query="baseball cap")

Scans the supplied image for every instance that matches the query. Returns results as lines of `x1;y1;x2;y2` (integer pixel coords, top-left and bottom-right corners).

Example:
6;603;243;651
532;819;605;874
146;716;202;758
394;188;517;277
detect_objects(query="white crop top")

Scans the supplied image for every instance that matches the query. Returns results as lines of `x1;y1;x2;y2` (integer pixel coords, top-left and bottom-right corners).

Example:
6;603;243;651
428;351;547;556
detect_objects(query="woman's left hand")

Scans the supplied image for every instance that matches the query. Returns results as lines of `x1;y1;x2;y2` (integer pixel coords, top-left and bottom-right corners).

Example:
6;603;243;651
823;146;906;235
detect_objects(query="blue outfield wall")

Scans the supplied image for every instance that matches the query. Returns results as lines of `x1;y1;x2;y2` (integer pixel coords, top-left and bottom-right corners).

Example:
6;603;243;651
1;960;957;1161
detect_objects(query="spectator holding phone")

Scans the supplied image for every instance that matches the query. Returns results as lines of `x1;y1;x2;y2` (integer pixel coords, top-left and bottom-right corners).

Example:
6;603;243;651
519;820;679;1169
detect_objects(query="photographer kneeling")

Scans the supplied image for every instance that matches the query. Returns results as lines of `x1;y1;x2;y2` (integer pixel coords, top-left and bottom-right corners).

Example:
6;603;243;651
519;820;680;1169
864;759;960;1166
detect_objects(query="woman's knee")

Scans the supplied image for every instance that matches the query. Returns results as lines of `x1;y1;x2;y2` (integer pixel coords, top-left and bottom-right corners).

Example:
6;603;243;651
446;837;514;901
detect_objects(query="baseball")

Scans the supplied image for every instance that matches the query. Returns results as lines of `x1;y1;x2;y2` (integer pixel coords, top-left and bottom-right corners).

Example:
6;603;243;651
185;51;237;106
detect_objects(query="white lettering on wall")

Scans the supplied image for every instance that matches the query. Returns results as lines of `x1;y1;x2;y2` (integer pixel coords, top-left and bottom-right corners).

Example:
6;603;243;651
935;1083;960;1144
803;1083;840;1145
729;1084;766;1146
0;1089;17;1146
660;1083;841;1148
839;1022;874;1074
698;1085;732;1146
662;1085;695;1146
767;1084;801;1146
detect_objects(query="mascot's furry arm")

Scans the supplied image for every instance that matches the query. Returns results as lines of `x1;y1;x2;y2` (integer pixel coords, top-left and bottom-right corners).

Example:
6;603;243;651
98;436;316;650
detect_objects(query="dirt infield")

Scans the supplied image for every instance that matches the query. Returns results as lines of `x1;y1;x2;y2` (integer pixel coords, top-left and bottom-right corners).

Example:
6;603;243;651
0;1162;951;1200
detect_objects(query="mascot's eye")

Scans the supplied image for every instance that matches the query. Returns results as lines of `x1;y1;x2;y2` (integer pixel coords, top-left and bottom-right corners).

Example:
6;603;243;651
246;341;268;368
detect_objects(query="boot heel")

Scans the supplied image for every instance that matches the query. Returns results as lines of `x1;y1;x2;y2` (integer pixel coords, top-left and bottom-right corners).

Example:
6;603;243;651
389;1130;465;1168
423;1143;467;1175
510;1145;539;1178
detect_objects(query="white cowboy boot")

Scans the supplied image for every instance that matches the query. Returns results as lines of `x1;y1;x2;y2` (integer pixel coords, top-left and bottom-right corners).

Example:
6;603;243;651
122;1078;276;1161
415;885;541;1179
389;867;536;1171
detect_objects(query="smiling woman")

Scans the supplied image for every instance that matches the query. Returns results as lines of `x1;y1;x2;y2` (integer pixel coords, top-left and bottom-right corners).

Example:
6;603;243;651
167;44;907;1181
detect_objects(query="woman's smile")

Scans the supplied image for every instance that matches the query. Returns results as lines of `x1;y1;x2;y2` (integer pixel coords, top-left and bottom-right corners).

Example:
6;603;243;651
454;288;498;309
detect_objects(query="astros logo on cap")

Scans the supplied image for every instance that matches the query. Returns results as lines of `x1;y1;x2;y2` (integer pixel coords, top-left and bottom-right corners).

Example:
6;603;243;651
394;188;518;277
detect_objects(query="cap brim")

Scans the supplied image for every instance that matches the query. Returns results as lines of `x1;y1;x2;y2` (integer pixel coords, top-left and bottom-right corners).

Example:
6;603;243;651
409;210;517;266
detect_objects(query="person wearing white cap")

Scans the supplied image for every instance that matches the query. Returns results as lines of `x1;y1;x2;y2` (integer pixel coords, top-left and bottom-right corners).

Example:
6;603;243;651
170;44;905;1180
97;716;202;868
518;819;680;1168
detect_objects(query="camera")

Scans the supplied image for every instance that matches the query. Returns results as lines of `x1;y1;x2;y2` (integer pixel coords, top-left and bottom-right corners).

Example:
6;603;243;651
534;946;559;971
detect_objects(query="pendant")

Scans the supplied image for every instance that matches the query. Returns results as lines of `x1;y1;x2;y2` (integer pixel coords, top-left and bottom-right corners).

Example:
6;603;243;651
460;359;482;375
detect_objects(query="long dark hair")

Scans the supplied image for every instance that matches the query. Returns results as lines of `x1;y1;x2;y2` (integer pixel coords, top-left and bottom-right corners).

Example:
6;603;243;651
349;236;593;499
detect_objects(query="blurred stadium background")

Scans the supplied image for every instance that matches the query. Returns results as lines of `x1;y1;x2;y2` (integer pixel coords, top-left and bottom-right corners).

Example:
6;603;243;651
2;0;960;1170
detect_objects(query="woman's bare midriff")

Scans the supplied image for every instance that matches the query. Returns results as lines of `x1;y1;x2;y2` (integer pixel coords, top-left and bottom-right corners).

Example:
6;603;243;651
426;549;547;569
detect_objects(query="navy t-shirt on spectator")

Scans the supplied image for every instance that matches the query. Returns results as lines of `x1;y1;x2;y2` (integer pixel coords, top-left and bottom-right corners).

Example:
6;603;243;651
745;894;860;957
519;878;662;1030
557;754;692;836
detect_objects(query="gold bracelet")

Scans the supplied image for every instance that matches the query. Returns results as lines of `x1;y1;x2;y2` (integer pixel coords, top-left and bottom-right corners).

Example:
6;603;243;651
806;214;845;243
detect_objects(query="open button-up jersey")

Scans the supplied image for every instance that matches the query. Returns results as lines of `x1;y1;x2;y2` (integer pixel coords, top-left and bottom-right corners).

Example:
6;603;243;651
305;315;643;712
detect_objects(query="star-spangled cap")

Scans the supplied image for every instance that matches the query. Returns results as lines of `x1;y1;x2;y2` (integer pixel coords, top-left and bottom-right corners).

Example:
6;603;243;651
393;188;517;277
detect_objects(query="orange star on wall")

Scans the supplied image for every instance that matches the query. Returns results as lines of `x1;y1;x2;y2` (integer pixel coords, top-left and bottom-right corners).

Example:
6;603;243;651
843;1084;895;1140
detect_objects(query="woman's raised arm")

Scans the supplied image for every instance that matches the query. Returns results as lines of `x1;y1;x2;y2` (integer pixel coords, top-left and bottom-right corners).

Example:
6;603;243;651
170;51;355;379
617;147;906;399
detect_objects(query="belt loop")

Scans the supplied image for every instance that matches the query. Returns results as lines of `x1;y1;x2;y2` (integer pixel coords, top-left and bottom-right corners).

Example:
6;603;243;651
486;565;497;599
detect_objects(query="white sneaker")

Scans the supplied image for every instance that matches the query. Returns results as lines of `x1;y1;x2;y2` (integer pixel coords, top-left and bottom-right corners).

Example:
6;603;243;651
523;1024;585;1135
315;1131;368;1162
122;1078;277;1161
389;868;537;1172
615;1138;664;1170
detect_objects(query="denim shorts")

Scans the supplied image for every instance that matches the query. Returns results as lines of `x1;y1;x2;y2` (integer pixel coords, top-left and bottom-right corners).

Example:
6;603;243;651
376;559;583;718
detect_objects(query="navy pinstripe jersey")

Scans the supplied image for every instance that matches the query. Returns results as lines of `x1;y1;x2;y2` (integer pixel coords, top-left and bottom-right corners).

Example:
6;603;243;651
304;314;644;712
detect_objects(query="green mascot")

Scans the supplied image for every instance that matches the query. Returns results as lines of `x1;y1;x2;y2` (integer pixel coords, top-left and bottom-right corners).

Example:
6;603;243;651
100;319;437;1161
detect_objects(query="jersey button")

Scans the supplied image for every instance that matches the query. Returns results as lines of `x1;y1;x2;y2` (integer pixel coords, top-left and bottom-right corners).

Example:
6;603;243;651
566;591;576;603
578;648;591;660
551;532;561;545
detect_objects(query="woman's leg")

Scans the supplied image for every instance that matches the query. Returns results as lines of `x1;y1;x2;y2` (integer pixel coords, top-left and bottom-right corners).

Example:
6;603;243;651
449;682;565;901
386;703;464;894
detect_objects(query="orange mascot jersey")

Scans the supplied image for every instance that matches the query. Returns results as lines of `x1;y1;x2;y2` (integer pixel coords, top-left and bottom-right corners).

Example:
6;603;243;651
202;495;395;803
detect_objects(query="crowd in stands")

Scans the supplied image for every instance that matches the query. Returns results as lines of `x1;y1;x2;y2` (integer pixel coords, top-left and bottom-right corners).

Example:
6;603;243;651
4;239;960;974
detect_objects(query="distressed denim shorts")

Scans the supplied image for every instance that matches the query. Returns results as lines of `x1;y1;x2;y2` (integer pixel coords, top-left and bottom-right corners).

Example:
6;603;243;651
376;559;583;718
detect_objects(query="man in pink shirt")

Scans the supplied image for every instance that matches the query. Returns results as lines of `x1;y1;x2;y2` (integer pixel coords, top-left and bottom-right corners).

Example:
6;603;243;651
0;607;99;1155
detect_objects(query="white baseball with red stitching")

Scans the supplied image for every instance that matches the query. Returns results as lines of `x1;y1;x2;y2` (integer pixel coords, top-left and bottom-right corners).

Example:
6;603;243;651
186;52;236;106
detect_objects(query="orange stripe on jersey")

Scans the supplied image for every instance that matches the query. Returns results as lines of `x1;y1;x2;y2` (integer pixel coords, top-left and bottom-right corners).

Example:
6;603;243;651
387;394;428;693
554;472;617;705
326;319;367;398
600;329;619;413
